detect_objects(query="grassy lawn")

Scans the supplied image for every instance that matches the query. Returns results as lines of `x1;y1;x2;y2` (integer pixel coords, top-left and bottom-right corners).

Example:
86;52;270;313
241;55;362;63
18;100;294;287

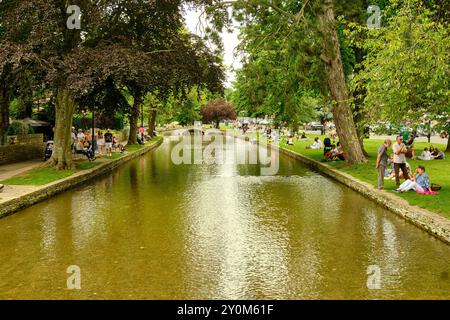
0;161;103;186
0;138;162;187
0;167;76;186
242;130;450;218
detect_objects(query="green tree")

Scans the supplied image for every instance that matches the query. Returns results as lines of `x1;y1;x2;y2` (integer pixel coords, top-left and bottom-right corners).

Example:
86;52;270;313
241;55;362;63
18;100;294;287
353;0;449;149
229;0;367;164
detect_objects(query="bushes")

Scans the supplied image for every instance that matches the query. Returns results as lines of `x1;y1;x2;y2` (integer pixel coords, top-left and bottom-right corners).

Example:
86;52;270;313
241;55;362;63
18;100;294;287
7;120;34;135
121;127;129;142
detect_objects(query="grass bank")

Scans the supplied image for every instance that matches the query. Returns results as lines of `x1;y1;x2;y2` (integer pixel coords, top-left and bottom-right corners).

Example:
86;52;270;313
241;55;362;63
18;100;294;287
238;129;449;219
0;139;160;186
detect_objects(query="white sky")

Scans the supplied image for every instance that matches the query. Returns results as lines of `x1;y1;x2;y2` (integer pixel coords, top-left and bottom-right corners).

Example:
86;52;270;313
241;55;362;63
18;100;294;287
183;7;242;88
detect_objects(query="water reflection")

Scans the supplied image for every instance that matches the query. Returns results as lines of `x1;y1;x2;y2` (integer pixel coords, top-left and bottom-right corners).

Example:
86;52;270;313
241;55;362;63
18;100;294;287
0;137;450;299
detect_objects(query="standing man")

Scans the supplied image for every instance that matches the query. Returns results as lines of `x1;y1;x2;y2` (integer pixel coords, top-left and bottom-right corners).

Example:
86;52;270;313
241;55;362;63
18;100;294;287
104;129;113;157
392;135;409;187
376;139;391;190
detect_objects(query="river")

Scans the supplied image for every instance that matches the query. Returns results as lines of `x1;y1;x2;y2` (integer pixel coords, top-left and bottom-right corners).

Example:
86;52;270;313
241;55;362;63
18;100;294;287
0;136;449;299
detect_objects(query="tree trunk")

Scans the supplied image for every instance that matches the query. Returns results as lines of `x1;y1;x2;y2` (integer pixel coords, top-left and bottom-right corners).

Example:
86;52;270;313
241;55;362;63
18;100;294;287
352;47;369;157
0;86;10;146
354;115;369;157
50;87;76;170
318;0;367;164
128;95;142;145
320;119;326;135
446;130;450;153
148;108;157;137
358;133;369;157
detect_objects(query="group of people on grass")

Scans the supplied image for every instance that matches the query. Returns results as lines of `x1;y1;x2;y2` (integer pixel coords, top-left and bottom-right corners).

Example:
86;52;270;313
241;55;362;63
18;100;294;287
70;127;124;161
418;146;446;161
303;135;345;162
376;135;438;194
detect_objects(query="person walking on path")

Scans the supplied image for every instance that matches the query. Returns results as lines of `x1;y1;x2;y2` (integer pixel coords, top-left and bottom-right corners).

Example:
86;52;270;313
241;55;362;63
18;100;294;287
392;135;410;187
376;139;392;190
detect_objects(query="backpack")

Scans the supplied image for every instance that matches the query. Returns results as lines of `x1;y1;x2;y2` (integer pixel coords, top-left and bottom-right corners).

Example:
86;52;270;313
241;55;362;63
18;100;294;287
431;183;442;191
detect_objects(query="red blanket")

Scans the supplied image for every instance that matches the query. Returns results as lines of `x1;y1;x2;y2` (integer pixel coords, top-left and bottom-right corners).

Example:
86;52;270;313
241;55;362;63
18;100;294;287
415;190;439;195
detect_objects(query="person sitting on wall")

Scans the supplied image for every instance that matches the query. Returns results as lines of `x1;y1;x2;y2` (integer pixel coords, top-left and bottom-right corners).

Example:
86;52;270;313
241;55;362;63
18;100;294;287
137;134;145;145
77;129;85;142
83;140;95;161
75;139;85;158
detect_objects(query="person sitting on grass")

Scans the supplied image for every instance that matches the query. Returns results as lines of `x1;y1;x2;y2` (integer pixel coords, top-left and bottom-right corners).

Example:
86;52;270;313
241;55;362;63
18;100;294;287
307;137;322;149
387;159;411;180
300;132;307;140
321;138;335;161
431;147;445;160
405;143;415;160
117;143;126;153
324;142;345;161
383;155;394;179
395;165;432;193
332;142;345;161
418;147;433;160
286;135;294;146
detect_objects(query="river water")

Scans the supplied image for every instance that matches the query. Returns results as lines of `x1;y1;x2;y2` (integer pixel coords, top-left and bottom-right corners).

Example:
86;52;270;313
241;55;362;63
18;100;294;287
0;137;449;299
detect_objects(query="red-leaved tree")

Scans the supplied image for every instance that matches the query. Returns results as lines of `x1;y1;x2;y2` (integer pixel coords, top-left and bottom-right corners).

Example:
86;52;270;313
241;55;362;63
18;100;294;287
200;99;237;129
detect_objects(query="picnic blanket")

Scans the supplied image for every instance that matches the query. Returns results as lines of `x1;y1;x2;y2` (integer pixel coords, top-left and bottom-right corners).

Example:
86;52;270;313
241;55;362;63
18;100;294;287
416;190;439;195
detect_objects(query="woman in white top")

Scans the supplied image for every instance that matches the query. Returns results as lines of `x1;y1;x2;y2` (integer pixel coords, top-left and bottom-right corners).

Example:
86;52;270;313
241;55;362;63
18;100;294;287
418;147;432;161
309;137;323;149
97;130;105;154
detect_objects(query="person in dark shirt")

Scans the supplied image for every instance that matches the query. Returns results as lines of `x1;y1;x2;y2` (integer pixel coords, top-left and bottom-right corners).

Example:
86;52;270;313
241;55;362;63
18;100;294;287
104;129;114;157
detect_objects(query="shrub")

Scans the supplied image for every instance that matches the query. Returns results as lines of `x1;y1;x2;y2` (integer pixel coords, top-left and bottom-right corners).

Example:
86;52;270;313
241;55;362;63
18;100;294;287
121;127;129;142
7;120;32;135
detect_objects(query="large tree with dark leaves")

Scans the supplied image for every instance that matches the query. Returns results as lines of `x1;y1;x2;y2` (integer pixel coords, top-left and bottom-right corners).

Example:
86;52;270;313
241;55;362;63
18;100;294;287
0;0;224;168
201;99;237;128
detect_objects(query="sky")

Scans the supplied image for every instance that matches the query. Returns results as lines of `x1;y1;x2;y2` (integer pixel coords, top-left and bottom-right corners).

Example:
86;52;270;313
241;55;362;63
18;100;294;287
183;7;242;88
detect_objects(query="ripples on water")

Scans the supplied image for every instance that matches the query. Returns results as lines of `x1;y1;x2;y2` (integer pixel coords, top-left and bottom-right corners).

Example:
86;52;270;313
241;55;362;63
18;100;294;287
0;138;449;299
